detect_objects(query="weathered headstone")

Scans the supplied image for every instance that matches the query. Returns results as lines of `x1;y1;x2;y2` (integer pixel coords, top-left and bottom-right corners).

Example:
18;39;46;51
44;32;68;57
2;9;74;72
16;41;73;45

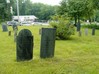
14;28;17;42
78;31;82;37
40;28;56;58
77;22;81;31
92;28;95;35
2;23;8;32
85;28;88;36
16;29;33;61
8;31;11;36
12;22;18;31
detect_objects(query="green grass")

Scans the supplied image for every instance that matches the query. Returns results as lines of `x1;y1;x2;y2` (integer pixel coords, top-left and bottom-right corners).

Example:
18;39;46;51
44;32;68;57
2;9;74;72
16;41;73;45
0;25;99;74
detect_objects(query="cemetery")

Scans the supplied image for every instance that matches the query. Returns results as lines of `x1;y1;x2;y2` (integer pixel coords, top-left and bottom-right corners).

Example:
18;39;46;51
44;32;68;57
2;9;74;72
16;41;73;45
0;25;99;74
0;0;99;74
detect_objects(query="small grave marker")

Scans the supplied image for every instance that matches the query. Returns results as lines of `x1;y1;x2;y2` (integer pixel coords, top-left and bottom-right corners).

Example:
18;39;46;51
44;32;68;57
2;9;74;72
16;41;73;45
92;28;95;35
78;31;82;37
14;28;17;42
85;28;88;36
12;22;18;31
2;22;8;32
8;31;11;36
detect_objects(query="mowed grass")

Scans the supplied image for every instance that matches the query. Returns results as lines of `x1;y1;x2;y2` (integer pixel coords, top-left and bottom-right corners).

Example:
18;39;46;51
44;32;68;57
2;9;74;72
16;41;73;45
0;25;99;74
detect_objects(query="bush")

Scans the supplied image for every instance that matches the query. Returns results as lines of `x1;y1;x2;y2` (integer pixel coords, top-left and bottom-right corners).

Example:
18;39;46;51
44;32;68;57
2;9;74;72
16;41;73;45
50;15;75;40
82;24;99;29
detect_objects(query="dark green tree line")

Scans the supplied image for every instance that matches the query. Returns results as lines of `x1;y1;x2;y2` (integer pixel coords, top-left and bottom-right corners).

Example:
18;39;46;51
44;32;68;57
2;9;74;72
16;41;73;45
0;0;14;22
30;3;57;20
0;0;57;21
58;0;95;25
12;0;57;20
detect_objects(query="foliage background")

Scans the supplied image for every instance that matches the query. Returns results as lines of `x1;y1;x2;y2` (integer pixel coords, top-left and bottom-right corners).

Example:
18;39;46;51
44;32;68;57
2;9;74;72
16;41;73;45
50;15;75;40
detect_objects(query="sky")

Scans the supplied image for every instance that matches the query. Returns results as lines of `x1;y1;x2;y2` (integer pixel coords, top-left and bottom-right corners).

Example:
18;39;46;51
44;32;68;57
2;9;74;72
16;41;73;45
30;0;62;6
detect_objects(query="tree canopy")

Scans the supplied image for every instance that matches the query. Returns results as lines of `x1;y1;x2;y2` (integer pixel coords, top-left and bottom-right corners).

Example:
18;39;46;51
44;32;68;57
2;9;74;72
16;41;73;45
58;0;97;25
0;0;57;22
12;0;57;20
0;0;14;22
0;0;98;22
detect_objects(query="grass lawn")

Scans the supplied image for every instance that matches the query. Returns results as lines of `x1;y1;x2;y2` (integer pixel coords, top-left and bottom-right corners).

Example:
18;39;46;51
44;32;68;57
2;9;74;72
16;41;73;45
0;25;99;74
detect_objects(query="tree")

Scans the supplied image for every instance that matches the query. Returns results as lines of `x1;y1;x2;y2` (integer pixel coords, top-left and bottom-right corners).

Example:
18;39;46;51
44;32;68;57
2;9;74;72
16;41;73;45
50;15;75;40
12;1;57;20
95;10;99;22
30;3;57;20
0;0;6;22
39;5;56;20
58;0;95;26
92;0;99;10
19;0;33;15
0;0;13;22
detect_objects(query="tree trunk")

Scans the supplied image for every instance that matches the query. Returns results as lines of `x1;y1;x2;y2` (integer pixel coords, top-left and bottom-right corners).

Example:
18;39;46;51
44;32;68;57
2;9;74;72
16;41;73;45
77;14;81;31
88;15;92;24
74;15;77;27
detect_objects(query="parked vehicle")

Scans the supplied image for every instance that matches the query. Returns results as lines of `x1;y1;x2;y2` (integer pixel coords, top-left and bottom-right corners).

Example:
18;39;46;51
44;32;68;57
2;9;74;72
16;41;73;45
7;21;22;26
21;21;32;26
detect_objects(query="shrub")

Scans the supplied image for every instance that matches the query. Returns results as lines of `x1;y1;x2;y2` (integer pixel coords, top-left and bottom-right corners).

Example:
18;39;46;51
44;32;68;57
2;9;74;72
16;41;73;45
50;15;75;40
82;24;99;29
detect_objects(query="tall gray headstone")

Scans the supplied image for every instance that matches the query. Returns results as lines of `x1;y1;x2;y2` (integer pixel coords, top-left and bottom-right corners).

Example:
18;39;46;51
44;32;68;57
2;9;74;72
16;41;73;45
40;28;56;58
85;28;88;36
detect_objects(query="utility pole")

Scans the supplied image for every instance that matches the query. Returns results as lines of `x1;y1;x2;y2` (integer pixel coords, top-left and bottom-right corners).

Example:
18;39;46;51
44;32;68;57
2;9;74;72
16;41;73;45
6;0;10;20
17;0;19;23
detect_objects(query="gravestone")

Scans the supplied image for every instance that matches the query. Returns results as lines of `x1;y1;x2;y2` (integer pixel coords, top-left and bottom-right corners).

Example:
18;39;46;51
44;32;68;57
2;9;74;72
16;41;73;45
12;22;18;31
40;28;56;58
14;28;17;42
8;31;11;36
92;28;95;35
2;23;8;32
16;29;33;61
77;22;81;31
85;28;88;36
78;31;82;37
